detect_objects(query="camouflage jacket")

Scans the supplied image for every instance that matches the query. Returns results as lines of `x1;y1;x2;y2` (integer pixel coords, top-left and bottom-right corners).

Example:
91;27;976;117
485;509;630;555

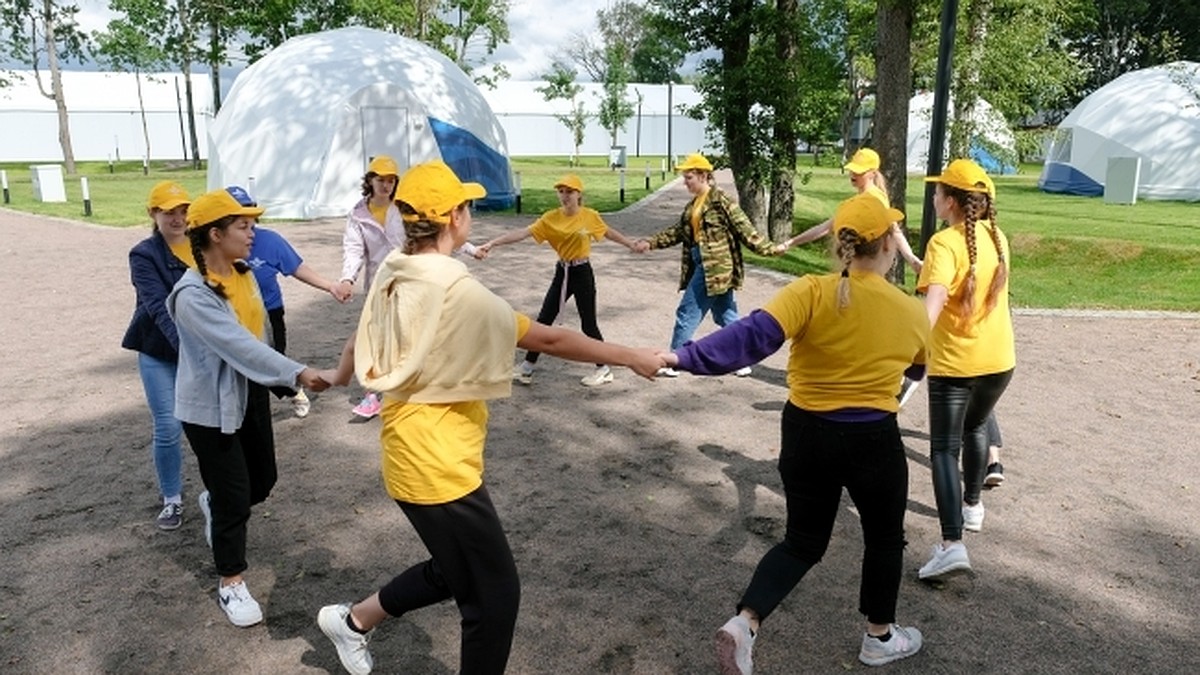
647;187;776;295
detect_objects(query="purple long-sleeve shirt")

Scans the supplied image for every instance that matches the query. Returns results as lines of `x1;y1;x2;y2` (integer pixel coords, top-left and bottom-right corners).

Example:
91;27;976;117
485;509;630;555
673;309;925;421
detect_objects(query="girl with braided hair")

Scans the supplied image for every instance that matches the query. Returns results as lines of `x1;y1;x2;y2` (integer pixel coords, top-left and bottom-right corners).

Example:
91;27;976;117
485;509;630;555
166;189;331;627
915;159;1015;582
660;193;930;670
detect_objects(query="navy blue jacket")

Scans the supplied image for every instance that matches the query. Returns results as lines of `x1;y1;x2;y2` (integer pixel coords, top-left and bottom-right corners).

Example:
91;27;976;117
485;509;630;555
121;231;189;362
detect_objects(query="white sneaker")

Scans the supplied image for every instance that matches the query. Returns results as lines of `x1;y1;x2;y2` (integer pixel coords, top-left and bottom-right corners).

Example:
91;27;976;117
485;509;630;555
512;362;534;385
198;490;212;549
918;541;972;580
714;615;755;675
656;367;679;378
963;501;985;532
291;389;311;418
318;604;374;675
580;365;614;387
859;624;923;666
733;366;752;377
217;580;263;627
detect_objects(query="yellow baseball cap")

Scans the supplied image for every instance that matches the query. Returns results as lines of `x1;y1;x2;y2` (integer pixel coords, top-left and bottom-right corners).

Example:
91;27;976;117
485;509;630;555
554;174;584;192
186;189;265;230
395;160;486;226
924;159;991;193
147;181;191;211
844;148;881;174
832;193;904;243
674;153;714;173
368;155;400;177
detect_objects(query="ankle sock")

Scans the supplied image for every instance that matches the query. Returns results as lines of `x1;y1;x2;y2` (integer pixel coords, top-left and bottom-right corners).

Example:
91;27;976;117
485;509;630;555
346;612;368;634
872;631;892;642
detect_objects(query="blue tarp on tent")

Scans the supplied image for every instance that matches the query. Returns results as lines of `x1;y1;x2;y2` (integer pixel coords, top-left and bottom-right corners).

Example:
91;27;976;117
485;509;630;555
969;142;1016;175
1037;162;1103;196
429;117;515;210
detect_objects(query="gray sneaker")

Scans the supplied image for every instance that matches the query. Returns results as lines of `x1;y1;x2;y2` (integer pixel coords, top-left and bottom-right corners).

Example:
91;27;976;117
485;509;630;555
318;604;373;675
918;542;972;580
859;624;923;666
156;503;183;531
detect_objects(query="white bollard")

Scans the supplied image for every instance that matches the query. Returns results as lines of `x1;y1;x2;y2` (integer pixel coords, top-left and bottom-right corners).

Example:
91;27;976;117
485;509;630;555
81;177;92;216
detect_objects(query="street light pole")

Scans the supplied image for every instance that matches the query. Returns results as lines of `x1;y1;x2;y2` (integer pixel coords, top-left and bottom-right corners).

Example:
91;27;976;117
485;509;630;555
920;0;961;254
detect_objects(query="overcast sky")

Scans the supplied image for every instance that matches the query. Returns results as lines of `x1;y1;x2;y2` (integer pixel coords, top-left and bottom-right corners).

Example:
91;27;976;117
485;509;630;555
71;0;617;81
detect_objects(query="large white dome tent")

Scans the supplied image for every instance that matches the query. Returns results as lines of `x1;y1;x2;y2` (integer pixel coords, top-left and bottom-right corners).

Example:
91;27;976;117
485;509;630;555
207;27;514;219
1038;61;1200;201
907;91;1017;174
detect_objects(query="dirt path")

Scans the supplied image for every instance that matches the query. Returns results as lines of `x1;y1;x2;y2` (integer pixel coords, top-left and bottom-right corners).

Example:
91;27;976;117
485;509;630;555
1;176;1197;674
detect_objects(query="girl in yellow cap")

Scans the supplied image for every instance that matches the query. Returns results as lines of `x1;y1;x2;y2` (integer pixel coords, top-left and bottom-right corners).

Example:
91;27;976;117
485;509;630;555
636;153;786;377
915;159;1015;582
121;181;193;531
314;161;661;675
660;193;929;669
165;190;331;628
781;147;921;271
478;173;641;387
337;155;404;418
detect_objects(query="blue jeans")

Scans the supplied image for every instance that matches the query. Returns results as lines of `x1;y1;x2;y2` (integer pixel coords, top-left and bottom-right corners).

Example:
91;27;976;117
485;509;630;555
137;352;183;500
669;247;740;350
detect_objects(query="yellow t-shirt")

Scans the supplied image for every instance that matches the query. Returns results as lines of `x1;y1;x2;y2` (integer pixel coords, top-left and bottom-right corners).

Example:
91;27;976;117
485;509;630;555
380;312;532;504
763;272;928;412
168;240;196;269
688;187;711;240
368;202;390;229
916;220;1015;377
207;267;265;339
528;207;608;261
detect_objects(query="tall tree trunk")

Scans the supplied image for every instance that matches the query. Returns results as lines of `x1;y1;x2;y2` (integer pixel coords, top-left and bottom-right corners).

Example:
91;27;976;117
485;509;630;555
949;0;992;158
874;0;914;283
178;0;201;168
768;0;799;242
136;71;151;162
724;0;766;230
209;15;222;113
41;0;76;174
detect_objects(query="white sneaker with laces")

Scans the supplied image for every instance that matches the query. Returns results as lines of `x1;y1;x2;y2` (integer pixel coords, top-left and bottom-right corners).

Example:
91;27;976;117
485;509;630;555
512;362;534;385
217;580;263;627
918;541;972;580
198;490;212;548
291;389;311;418
733;366;752;377
580;365;614;387
963;501;985;532
656;367;679;378
318;604;374;675
859;624;923;666
714;615;755;675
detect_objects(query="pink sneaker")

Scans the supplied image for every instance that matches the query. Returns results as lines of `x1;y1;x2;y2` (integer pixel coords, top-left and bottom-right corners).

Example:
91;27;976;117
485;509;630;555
352;393;381;418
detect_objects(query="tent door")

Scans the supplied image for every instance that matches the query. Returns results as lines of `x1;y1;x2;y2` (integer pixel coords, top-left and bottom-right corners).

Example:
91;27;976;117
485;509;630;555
360;106;410;171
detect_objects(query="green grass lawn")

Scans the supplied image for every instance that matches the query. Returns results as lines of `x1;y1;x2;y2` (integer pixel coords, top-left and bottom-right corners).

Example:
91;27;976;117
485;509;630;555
3;156;1197;310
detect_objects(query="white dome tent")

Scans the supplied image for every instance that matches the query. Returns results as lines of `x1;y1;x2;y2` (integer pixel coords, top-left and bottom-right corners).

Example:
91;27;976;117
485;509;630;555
906;91;1016;174
1039;61;1200;201
207;27;514;219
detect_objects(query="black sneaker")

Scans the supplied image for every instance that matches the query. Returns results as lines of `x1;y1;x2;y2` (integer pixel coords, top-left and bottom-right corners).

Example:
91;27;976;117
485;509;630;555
156;502;183;530
984;462;1005;489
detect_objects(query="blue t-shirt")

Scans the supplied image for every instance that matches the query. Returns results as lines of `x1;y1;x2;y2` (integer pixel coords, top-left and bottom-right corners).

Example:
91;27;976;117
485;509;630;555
245;227;303;311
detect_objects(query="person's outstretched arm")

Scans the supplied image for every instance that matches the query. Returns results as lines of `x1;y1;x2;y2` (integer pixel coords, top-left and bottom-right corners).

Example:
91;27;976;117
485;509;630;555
294;263;350;303
603;226;640;252
783;219;833;249
479;227;532;254
518;322;662;379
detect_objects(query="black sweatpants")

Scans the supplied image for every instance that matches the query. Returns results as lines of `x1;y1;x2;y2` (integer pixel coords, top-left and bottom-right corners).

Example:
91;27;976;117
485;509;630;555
378;485;520;675
524;261;604;366
182;382;277;577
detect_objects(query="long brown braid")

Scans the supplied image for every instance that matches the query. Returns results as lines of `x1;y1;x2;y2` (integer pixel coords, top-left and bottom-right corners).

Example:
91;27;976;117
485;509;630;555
946;184;1006;325
833;227;884;309
187;215;247;299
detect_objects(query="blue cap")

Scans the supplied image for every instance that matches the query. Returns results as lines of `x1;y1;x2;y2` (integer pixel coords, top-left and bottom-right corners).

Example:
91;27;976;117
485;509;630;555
225;185;257;207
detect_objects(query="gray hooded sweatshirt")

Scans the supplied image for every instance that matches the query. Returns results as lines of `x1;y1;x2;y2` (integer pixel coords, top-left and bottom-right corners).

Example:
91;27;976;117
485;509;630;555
167;269;304;434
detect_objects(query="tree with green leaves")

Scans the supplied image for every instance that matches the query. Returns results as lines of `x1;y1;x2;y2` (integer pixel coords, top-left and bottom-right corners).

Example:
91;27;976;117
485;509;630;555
567;0;685;84
537;63;590;165
92;6;166;163
596;45;635;147
1;0;89;173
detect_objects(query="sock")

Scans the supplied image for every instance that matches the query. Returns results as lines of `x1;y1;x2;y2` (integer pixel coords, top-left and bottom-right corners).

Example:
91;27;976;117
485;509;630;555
872;630;893;642
164;496;183;506
346;612;368;635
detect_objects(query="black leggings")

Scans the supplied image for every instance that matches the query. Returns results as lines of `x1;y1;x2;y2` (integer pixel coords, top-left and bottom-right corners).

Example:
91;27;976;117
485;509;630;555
378;485;520;675
524;261;604;366
928;369;1013;540
183;382;277;577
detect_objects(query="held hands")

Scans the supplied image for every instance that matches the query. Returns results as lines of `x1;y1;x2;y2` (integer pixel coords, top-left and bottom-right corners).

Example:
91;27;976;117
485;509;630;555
632;239;651;254
328;282;352;303
298;368;332;393
472;246;489;260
